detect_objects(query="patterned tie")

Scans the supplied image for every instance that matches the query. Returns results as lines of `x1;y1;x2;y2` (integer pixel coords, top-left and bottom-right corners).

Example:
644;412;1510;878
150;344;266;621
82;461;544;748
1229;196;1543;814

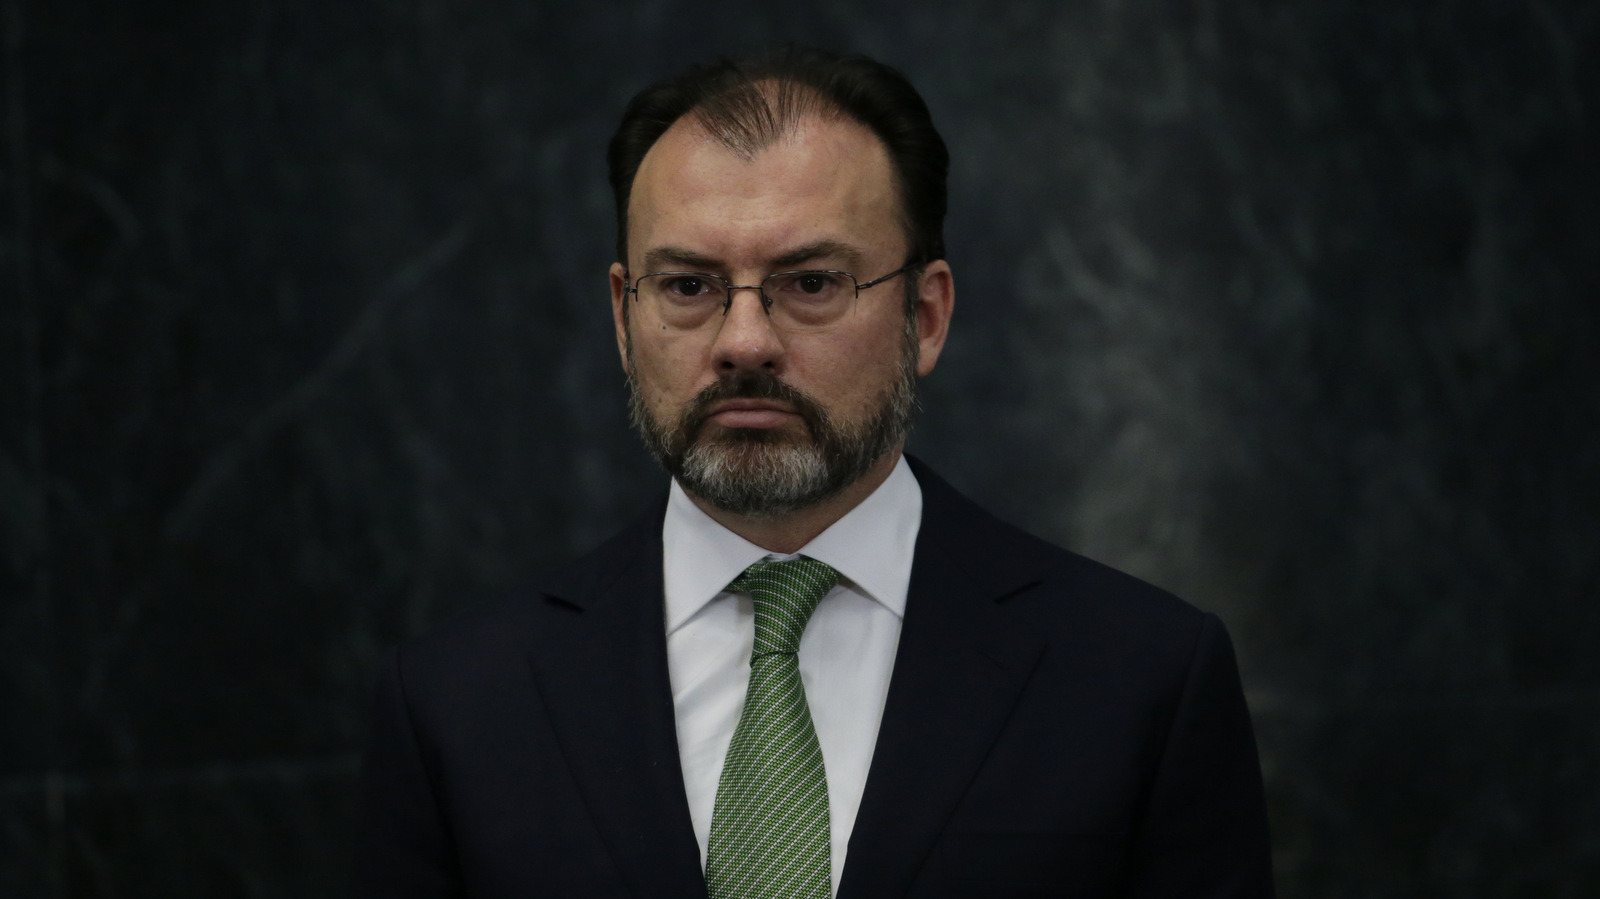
705;557;841;899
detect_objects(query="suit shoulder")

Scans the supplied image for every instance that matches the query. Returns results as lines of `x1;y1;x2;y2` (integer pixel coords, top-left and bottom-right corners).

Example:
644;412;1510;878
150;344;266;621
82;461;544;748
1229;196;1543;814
392;495;666;681
962;511;1219;690
1000;517;1204;634
912;458;1206;632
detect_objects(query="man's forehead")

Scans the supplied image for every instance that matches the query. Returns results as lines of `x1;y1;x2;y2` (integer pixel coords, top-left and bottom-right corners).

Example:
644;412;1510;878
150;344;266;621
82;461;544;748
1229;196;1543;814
627;114;899;251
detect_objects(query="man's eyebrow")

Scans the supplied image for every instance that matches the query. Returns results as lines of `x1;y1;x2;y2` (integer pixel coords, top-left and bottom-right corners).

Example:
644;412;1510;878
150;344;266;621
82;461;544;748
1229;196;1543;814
770;240;865;269
639;240;868;274
641;246;722;272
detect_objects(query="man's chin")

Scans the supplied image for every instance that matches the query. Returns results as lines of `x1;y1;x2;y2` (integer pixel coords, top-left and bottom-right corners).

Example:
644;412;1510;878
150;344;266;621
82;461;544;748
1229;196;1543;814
685;433;819;471
675;438;835;518
692;420;810;447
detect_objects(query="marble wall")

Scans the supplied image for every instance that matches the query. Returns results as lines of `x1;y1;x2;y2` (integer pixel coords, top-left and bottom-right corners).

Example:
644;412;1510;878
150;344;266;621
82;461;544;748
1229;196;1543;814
3;1;1596;895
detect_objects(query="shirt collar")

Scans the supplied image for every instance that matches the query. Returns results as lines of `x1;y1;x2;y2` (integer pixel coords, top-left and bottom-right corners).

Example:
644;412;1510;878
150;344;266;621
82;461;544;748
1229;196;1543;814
662;455;923;634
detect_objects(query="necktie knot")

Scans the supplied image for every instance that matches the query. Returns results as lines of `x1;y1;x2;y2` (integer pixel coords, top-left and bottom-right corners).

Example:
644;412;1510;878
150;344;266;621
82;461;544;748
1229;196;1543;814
727;557;840;657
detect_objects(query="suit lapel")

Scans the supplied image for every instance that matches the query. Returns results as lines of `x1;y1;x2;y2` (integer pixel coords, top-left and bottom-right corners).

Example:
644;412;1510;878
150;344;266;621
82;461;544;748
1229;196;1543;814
524;501;708;899
838;462;1051;899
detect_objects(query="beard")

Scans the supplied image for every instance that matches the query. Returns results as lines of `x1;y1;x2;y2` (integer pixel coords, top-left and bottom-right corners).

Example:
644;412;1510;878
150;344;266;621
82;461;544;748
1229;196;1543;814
626;326;920;519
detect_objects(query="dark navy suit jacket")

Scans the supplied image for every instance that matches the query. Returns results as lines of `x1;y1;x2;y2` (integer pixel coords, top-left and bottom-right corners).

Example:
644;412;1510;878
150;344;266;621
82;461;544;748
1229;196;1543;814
353;459;1274;897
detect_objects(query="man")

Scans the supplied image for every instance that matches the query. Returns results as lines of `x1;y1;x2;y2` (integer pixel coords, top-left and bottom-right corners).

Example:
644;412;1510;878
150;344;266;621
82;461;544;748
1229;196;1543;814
355;46;1273;898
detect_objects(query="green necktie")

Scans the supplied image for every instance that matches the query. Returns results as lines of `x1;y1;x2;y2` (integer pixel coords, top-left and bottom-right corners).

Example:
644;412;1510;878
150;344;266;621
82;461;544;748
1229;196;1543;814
705;557;841;899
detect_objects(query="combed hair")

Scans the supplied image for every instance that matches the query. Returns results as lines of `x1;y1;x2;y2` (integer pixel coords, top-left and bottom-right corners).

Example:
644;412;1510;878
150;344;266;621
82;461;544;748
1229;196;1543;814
606;45;949;268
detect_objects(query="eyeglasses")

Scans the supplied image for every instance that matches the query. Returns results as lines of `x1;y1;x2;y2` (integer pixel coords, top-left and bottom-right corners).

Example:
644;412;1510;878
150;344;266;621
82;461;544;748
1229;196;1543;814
625;263;916;333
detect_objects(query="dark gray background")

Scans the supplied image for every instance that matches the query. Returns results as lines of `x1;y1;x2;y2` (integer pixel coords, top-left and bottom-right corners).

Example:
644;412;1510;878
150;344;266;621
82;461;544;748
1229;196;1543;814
3;1;1597;896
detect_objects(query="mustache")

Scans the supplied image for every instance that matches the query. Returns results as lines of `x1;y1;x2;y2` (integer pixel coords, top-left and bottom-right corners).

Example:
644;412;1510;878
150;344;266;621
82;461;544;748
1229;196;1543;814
679;372;829;442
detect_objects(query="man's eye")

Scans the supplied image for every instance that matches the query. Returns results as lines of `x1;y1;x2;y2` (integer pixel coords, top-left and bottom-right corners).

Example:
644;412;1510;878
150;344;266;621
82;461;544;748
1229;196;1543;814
769;272;848;300
665;277;713;297
797;274;829;294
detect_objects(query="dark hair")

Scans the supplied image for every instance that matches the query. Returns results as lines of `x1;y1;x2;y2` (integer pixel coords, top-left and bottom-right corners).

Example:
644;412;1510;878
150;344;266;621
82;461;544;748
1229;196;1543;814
606;46;949;268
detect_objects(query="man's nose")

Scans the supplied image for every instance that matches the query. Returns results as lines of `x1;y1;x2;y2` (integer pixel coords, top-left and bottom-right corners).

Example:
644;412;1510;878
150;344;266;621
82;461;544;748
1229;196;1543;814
709;286;785;375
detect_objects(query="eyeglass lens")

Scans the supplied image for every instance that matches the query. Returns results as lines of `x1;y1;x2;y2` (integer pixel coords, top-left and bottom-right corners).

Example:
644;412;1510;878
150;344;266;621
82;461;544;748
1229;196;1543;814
636;271;858;331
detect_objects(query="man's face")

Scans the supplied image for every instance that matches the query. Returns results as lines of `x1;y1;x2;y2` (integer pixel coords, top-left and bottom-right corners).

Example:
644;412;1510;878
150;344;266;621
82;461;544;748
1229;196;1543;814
609;113;950;517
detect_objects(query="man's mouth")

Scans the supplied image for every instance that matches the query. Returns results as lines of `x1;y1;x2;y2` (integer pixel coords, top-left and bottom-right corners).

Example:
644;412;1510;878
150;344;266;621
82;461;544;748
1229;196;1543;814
703;398;802;430
675;372;826;445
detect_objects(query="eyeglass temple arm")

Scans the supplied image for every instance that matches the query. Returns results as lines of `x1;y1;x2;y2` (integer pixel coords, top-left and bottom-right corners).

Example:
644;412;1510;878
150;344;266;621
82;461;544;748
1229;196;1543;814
856;262;920;291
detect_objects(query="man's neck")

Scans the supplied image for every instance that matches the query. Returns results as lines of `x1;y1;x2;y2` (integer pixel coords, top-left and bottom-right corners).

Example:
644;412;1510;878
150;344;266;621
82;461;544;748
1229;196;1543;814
684;448;904;555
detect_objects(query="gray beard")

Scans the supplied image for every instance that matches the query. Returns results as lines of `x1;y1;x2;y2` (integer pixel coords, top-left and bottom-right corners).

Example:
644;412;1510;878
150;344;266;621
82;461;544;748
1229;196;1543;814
626;335;919;519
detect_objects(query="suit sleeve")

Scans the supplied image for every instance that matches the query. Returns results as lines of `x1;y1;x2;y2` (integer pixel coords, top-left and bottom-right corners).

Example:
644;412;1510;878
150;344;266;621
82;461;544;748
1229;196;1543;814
1125;613;1275;898
351;648;466;898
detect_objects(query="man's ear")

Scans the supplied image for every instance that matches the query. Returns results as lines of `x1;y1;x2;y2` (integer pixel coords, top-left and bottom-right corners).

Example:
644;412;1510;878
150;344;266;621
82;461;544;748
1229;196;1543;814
912;259;954;377
610;261;631;373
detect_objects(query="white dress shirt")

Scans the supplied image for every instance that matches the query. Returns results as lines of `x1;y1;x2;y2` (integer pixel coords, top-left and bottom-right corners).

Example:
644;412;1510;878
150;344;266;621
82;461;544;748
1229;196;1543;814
663;455;922;894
